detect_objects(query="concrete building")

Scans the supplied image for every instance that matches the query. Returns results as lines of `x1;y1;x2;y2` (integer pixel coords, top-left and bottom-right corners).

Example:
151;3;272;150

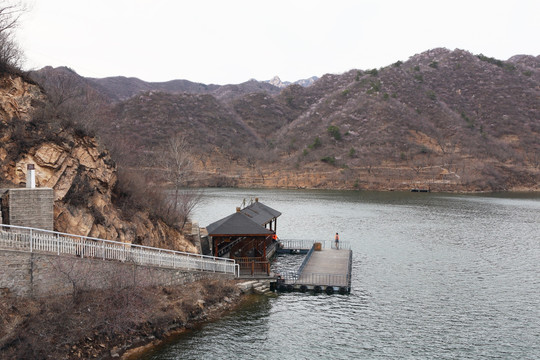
0;164;54;231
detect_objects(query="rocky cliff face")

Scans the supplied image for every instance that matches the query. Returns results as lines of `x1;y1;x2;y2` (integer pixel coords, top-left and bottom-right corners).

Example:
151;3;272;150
0;75;42;122
0;74;197;253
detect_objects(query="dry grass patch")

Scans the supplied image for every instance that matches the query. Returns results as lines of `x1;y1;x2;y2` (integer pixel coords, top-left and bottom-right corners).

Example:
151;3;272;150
0;278;241;359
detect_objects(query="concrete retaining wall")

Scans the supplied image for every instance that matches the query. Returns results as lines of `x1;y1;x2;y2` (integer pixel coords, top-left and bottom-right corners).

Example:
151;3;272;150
0;249;233;298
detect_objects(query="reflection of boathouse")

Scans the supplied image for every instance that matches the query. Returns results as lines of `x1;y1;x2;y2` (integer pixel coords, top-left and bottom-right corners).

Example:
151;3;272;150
204;198;281;276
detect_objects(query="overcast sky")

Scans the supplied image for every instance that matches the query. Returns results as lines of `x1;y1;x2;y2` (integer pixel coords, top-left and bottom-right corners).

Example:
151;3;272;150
16;0;540;85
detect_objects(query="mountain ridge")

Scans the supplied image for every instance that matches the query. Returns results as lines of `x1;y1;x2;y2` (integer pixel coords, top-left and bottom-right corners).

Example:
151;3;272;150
33;67;321;103
29;48;540;192
266;75;319;88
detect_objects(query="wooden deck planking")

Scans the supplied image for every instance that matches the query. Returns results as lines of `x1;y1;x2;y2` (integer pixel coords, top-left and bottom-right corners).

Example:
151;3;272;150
296;248;351;287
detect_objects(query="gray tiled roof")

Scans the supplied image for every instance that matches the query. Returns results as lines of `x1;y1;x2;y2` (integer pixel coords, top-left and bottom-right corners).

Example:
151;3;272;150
240;201;281;225
206;212;273;236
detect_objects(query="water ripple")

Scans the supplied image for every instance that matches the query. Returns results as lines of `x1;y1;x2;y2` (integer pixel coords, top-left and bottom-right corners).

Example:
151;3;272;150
145;190;540;360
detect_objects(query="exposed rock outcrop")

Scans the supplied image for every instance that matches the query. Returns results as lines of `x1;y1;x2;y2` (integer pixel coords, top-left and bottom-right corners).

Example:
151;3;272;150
0;73;196;253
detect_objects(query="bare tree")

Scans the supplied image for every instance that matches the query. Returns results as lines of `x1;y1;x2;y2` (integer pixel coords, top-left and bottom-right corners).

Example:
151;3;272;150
39;69;84;111
161;134;193;210
0;1;25;71
411;157;428;175
176;189;203;230
47;256;94;302
157;134;203;229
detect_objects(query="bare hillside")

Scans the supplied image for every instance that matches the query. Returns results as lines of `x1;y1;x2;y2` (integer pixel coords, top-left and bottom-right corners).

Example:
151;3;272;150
30;48;540;191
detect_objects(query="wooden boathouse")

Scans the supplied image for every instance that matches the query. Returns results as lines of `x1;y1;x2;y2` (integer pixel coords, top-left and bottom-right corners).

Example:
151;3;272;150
205;199;281;276
204;199;353;293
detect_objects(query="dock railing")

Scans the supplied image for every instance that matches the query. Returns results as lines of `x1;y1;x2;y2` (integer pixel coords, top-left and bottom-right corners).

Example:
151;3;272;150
298;273;350;287
279;239;351;250
347;249;353;288
266;240;279;258
330;241;351;250
0;224;239;277
297;244;315;275
278;239;319;250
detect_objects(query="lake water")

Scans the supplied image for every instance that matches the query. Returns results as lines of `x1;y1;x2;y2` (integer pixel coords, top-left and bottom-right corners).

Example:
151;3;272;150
142;189;540;359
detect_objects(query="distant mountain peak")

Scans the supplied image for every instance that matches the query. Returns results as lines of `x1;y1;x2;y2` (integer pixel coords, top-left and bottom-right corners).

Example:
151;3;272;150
266;75;318;88
268;76;284;87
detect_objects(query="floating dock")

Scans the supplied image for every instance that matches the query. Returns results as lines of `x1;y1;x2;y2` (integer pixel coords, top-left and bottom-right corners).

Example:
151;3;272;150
276;240;352;294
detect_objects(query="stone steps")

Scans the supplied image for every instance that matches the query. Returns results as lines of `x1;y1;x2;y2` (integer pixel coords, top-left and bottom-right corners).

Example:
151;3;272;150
237;280;273;295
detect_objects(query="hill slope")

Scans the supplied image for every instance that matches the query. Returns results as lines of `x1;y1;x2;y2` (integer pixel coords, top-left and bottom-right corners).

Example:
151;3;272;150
30;48;540;191
267;48;539;190
0;72;196;251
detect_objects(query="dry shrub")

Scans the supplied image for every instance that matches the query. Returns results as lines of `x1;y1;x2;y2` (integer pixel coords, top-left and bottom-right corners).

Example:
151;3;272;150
1;274;241;359
113;168;160;220
2;286;156;358
113;167;198;229
200;278;238;306
0;297;38;350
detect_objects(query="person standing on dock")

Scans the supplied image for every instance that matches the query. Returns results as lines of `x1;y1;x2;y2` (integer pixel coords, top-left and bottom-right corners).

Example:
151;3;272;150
334;232;339;249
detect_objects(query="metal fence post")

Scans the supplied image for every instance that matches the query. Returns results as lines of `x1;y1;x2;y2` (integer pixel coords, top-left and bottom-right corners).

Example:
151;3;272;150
29;229;33;252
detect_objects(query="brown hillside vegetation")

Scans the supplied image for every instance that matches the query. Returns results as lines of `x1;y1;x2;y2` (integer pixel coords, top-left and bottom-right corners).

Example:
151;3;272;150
31;48;540;192
0;73;196;251
0;278;240;359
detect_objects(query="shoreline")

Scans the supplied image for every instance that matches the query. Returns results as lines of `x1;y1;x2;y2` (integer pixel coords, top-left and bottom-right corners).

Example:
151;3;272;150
186;167;540;193
121;292;259;359
0;278;249;359
185;185;540;195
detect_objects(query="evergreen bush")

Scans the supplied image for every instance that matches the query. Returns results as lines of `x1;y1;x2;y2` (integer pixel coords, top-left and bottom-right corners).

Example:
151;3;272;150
327;125;342;140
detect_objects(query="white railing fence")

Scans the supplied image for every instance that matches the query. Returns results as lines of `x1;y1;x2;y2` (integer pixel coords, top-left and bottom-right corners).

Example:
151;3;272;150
297;273;350;287
279;239;324;250
279;238;351;250
0;224;238;276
